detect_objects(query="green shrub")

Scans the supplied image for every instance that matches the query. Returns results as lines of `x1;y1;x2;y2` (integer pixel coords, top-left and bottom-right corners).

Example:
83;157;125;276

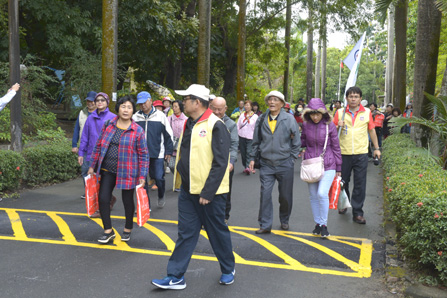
22;140;80;186
0;150;26;192
383;134;447;283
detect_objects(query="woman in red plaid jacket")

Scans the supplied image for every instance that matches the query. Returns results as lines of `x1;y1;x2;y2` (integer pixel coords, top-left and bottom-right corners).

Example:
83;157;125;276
88;96;149;244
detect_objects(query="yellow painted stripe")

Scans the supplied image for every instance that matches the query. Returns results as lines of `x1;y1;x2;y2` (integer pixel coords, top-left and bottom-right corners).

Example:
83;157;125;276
200;227;246;263
229;227;306;269
274;231;366;274
328;237;362;249
89;217;131;249
5;210;27;239
47;212;77;243
358;239;373;277
139;221;176;251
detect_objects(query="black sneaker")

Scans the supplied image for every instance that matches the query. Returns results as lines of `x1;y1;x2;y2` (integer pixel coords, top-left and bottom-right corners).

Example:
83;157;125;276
121;232;131;242
320;225;330;238
97;230;115;244
312;224;321;235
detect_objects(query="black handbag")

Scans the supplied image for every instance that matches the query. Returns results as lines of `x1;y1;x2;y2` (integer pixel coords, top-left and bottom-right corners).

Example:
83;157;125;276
253;112;267;169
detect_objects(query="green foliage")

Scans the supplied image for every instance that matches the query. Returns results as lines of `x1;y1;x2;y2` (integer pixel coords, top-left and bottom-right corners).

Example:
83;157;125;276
0;150;26;192
383;134;447;284
22;139;80;187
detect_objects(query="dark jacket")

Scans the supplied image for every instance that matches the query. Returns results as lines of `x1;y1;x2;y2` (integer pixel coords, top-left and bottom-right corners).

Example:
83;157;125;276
301;98;342;172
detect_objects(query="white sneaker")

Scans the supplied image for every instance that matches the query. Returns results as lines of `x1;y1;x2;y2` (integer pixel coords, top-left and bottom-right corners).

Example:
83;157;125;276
165;167;171;174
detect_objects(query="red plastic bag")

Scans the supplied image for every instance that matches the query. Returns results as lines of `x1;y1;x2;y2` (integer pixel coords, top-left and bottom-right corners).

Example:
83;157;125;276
84;174;100;216
136;184;150;227
329;176;342;210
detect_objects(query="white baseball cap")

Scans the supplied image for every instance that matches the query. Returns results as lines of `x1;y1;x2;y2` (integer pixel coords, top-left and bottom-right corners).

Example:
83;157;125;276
175;84;210;101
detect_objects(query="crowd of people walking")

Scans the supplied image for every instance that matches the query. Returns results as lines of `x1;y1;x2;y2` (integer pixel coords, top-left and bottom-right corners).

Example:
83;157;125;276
68;83;402;290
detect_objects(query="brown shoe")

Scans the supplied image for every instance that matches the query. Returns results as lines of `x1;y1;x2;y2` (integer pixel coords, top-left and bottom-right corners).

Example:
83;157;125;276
353;215;366;224
89;210;101;218
281;223;289;230
338;208;348;214
110;195;117;210
255;229;271;234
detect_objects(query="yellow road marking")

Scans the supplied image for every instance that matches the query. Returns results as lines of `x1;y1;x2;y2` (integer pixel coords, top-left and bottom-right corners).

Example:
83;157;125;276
0;208;373;278
47;212;77;243
5;209;28;239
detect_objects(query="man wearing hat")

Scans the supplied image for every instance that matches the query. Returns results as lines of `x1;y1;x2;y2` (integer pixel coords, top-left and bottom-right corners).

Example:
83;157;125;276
133;91;173;208
249;90;301;234
152;84;235;290
72;91;97;199
79;92;116;214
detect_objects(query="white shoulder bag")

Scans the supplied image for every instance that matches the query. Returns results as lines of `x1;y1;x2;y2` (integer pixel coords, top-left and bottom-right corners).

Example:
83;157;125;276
300;124;328;183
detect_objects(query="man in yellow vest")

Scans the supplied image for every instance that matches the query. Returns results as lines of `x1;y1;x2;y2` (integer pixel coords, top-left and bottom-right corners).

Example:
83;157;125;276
333;86;381;224
152;84;235;290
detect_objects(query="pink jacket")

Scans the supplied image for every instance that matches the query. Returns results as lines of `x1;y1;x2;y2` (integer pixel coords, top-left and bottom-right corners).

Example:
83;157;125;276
168;113;188;139
237;112;258;139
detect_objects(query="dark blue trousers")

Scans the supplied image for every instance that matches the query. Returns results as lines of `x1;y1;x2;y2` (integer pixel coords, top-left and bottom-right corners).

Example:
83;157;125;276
149;158;165;199
167;186;235;278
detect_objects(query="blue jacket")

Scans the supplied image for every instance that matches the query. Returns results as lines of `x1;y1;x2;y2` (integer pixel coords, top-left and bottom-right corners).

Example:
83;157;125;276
132;107;174;159
79;108;116;161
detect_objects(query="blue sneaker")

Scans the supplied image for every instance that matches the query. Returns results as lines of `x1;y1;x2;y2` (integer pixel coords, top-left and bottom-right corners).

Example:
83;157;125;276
219;270;235;285
151;276;186;290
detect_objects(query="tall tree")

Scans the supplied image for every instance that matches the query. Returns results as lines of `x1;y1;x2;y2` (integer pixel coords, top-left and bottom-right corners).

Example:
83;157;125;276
385;6;394;106
315;39;321;98
9;0;21;152
412;0;442;147
393;0;407;111
283;0;292;101
198;0;212;86
306;0;313;102
236;0;246;101
320;0;327;103
102;0;118;99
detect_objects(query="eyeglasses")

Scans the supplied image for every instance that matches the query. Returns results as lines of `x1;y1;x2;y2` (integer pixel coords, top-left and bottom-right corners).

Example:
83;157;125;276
95;99;106;103
267;97;281;102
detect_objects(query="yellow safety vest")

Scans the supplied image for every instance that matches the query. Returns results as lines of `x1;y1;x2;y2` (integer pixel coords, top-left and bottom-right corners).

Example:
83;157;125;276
173;110;230;195
338;107;371;155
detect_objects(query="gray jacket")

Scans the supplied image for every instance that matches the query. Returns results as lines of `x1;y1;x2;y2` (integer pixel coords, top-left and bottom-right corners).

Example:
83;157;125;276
250;110;301;167
223;115;238;165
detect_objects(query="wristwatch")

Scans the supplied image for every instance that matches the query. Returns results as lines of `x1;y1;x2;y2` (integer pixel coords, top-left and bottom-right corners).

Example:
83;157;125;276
374;148;380;151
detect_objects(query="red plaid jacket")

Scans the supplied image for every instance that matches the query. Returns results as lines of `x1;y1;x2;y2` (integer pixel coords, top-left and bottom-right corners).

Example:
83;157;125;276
90;116;149;189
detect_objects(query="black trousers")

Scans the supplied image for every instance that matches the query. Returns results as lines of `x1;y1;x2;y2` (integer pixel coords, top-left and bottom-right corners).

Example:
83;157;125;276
99;171;135;230
225;170;234;220
341;154;368;217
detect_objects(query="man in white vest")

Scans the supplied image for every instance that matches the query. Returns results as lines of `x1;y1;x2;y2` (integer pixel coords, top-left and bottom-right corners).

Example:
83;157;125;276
152;84;235;290
72;91;97;199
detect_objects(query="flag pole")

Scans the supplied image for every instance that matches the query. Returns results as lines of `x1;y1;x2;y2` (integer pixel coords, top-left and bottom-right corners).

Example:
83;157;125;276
337;59;342;102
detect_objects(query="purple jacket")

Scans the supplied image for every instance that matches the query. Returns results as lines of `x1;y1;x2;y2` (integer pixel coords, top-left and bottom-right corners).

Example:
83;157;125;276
79;108;116;161
300;98;342;172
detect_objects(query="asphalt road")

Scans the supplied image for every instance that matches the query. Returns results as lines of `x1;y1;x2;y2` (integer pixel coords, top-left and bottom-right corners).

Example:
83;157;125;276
0;156;392;298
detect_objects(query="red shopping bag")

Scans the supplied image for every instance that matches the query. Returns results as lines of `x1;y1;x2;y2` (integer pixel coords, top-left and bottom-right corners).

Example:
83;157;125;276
84;174;100;216
329;176;342;210
136;184;150;227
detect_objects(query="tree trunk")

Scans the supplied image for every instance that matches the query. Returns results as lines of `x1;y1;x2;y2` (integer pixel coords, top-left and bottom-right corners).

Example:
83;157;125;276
236;0;247;102
306;0;313;103
197;0;212;87
102;0;118;103
9;0;22;152
394;0;407;112
385;6;395;106
222;49;238;96
315;38;321;98
412;0;442;147
321;24;327;102
264;68;273;89
441;58;447;97
283;0;292;101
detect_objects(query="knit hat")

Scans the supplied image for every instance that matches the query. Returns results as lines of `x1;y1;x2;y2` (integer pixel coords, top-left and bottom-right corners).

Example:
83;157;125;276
95;92;110;105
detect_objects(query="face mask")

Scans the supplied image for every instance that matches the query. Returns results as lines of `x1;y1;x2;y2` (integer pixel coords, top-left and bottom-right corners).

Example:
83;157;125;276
297;108;303;112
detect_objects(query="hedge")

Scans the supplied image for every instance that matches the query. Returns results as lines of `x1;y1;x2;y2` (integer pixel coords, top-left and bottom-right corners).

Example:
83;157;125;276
0;139;80;192
382;134;447;283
